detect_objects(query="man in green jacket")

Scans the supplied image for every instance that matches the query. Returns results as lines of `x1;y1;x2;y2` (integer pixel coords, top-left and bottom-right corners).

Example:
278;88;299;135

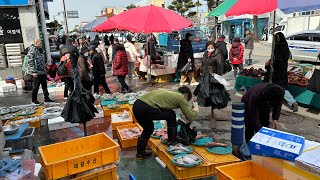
133;86;199;159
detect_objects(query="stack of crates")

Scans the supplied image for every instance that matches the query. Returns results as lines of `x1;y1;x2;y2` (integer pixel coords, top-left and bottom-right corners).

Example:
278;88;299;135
38;133;120;180
116;123;143;149
110;110;134;139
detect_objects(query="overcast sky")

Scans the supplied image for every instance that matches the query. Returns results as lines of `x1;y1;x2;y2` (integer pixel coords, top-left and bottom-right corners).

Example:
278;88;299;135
48;0;208;30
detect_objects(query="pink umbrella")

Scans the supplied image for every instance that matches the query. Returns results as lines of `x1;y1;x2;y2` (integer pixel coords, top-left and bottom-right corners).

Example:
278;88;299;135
107;5;193;34
92;20;117;32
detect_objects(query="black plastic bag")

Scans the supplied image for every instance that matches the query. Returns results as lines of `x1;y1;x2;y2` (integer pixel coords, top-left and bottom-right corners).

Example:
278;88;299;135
307;69;320;94
176;120;197;145
61;88;98;124
180;62;192;75
223;60;232;74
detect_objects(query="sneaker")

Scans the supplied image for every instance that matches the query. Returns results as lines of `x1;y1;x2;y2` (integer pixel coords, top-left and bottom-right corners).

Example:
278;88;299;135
292;102;298;112
179;82;189;86
44;98;55;103
32;100;40;105
190;82;199;86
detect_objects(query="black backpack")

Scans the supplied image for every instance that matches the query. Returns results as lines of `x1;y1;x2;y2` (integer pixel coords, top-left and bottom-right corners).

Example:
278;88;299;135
57;61;68;76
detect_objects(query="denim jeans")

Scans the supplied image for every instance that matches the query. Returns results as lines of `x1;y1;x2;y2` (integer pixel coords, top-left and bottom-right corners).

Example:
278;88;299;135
284;90;296;106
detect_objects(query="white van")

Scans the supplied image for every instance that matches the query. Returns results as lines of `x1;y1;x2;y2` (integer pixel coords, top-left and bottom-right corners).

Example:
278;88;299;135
286;30;320;62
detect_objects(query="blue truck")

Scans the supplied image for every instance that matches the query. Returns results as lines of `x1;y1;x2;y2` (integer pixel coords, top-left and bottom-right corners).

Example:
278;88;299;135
159;28;208;59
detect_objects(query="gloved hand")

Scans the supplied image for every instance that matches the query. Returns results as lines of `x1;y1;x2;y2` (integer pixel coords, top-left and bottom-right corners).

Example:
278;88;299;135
192;101;199;112
188;58;191;62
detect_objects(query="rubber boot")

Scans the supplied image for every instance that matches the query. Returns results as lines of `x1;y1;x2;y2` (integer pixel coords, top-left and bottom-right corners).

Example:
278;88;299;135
167;127;178;146
248;59;253;65
136;137;152;160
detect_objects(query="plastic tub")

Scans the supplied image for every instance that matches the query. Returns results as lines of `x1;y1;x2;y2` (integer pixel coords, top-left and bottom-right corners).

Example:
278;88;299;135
39;133;120;180
216;161;284;180
111;111;133;131
72;165;117;180
117;123;143;148
5;127;35;150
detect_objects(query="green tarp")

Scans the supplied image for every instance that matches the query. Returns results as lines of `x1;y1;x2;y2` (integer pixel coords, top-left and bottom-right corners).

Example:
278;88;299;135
207;0;238;17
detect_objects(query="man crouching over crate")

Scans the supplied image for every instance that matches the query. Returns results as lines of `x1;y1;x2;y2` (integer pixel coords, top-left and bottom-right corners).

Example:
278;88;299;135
132;86;199;159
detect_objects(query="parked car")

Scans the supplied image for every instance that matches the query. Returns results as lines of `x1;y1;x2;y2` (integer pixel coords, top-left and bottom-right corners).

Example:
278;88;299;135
286;30;320;62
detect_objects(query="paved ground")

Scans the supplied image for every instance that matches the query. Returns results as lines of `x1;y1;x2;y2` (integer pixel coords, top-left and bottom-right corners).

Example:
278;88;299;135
1;43;319;179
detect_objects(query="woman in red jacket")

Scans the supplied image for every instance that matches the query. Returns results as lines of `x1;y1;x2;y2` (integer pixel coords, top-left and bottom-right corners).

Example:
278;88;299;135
60;48;74;99
113;44;132;93
229;37;244;77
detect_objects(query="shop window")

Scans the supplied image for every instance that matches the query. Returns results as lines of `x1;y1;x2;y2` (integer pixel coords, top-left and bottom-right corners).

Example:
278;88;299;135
293;34;311;41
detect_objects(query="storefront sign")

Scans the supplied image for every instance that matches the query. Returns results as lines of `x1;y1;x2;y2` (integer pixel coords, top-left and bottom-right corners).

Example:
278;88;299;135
0;8;23;44
0;0;29;6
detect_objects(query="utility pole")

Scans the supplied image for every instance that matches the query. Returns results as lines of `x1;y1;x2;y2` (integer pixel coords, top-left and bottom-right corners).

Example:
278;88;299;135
38;0;51;62
62;0;68;35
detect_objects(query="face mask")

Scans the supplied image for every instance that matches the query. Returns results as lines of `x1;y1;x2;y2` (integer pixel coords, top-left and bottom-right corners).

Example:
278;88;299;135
65;54;70;59
84;52;89;57
207;49;214;53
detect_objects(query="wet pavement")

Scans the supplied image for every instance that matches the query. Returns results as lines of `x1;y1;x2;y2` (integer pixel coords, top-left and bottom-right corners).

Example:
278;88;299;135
1;72;320;179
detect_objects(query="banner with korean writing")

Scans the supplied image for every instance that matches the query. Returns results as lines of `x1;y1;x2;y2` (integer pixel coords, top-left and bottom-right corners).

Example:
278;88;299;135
0;8;23;44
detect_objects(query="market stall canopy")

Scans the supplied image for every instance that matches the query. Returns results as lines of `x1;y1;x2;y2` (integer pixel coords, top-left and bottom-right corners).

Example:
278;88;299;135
207;0;320;17
92;20;117;32
79;17;107;32
107;5;193;34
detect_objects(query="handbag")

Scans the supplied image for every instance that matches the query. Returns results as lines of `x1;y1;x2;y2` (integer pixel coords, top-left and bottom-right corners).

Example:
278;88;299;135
180;62;192;74
223;60;232;74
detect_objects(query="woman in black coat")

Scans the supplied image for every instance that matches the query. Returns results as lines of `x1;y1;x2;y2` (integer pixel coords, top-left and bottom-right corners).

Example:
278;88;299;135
264;32;298;112
202;41;224;76
177;33;198;86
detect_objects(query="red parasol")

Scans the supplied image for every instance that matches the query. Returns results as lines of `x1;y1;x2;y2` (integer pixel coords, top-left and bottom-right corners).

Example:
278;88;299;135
107;5;193;34
92;20;117;32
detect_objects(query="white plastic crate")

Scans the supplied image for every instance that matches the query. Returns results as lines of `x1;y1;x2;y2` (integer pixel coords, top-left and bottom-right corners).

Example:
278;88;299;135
0;84;16;93
48;116;79;131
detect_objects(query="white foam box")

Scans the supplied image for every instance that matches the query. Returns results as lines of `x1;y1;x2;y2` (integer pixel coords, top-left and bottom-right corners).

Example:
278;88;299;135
249;127;305;161
252;140;320;180
94;105;103;119
48;116;79;131
0;83;16;93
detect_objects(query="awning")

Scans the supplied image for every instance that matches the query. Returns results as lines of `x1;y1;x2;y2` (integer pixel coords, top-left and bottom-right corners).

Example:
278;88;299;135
79;17;107;32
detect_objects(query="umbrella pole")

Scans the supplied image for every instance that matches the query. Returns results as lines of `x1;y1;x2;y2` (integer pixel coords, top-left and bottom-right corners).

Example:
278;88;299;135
147;34;151;83
269;10;276;83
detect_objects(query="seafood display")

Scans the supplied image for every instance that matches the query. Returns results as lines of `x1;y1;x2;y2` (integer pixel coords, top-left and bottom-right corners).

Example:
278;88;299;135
7;116;39;125
152;128;167;138
107;104;120;109
0;107;10;115
119;127;142;139
172;154;202;167
167;143;193;154
206;146;232;155
192;136;214;146
116;96;128;102
206;142;229;148
43;102;60;108
9;106;21;113
111;111;131;122
42;107;63;114
101;93;114;100
195;134;207;139
112;92;122;98
19;108;37;116
0;113;19;121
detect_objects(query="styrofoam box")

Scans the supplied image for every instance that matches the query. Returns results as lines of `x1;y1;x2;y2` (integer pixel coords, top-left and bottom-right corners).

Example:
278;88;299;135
249;127;305;161
94;105;104;119
0;84;17;93
48;116;79;131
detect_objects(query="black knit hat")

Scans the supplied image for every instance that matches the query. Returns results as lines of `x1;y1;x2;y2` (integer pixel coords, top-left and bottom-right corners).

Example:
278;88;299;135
178;86;192;101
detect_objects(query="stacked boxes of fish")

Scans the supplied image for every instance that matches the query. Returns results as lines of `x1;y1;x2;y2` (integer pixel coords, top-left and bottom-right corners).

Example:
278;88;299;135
111;111;134;139
102;104;131;117
116;123;143;149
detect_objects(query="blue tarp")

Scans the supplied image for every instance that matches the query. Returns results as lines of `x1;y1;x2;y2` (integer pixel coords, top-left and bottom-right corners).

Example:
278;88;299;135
279;0;320;14
79;17;107;32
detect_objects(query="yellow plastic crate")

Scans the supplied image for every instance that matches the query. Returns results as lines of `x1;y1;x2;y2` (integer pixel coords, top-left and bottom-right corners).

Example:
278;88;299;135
216;161;284;180
5;117;41;128
148;138;162;155
39;133;120;180
111;111;133;131
159;148;211;180
192;146;240;175
72;165;117;180
117;123;143;148
102;104;131;117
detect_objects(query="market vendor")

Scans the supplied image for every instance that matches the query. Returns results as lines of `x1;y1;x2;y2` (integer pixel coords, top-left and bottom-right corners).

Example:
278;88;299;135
133;86;199;159
241;83;285;142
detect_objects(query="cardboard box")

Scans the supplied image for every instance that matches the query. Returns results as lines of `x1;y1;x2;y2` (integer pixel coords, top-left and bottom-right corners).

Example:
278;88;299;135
249;127;305;161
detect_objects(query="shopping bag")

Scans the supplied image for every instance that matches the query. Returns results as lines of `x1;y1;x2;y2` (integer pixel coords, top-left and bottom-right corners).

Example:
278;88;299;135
307;69;320;94
180;62;192;75
176;120;197;145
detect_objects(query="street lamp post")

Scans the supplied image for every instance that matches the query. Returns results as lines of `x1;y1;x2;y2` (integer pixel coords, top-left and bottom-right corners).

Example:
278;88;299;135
62;0;69;35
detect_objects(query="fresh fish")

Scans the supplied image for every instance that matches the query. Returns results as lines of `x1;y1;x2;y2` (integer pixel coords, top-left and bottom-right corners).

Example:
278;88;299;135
195;134;207;139
174;154;201;165
206;142;229;148
169;143;190;152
